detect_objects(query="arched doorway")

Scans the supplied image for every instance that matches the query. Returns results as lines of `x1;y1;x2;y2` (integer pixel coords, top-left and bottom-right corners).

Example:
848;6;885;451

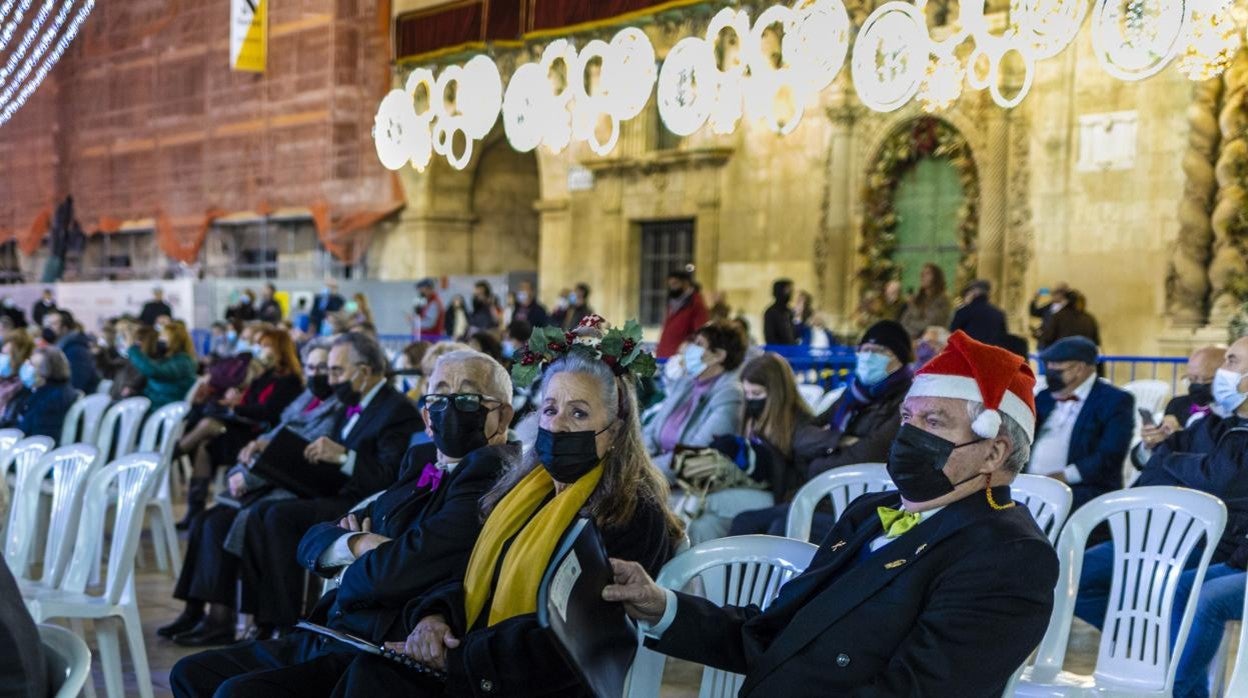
893;157;965;295
469;139;540;274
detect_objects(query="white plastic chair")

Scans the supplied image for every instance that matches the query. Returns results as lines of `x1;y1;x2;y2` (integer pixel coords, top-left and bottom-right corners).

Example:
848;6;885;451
137;401;189;574
1016;487;1227;697
38;623;92;698
95;396;151;461
3;436;55;578
59;394;111;447
22;445;100;592
1034;375;1047;395
95;379;113;395
1010;473;1074;545
0;427;24;514
814;385;846;415
624;535;818;698
23;452;163;698
1122;379;1172;416
784;463;893;542
797;384;824;411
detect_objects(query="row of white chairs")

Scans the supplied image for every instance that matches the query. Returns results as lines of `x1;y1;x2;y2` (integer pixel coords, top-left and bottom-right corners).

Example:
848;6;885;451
627;464;1236;698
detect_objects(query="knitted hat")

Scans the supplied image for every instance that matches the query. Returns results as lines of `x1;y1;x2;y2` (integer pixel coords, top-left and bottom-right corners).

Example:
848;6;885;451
908;330;1037;442
859;320;914;365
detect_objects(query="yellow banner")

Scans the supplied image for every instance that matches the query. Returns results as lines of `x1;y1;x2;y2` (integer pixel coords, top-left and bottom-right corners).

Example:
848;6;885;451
230;0;267;73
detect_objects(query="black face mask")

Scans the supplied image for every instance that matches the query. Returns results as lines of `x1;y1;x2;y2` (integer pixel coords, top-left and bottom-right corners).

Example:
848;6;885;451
745;398;766;420
1045;369;1068;393
886;424;984;503
334;375;364;407
41;328;58;345
1189;382;1214;406
308;374;334;401
155;340;169;357
667;287;684;300
429;400;492;459
536;425;609;482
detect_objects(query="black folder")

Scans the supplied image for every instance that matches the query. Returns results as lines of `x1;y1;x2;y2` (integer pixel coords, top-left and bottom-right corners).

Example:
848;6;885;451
295;621;446;680
249;427;349;499
537;517;639;698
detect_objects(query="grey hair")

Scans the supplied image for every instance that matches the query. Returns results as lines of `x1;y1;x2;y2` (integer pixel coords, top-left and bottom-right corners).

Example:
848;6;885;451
331;332;387;373
432;349;512;404
967;401;1031;474
300;338;333;364
33;346;70;383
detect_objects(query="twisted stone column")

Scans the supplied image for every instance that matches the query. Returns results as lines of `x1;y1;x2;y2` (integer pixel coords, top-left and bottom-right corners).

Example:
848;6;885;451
1167;76;1224;324
1208;51;1248;322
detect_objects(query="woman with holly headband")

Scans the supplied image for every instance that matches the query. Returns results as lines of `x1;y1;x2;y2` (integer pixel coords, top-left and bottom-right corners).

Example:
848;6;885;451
339;316;684;696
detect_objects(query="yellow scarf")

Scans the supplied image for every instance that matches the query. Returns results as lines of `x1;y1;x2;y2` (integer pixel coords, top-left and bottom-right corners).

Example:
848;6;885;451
463;464;604;629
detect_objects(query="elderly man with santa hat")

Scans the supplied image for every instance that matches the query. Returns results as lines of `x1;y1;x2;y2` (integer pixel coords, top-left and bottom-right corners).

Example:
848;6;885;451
606;331;1059;697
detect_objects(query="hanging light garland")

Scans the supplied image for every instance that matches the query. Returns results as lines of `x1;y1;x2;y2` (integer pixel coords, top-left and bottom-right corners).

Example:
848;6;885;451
372;0;1248;167
0;0;95;128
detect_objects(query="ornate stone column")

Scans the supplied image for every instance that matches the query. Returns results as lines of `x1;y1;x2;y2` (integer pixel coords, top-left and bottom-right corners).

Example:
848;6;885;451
817;98;862;328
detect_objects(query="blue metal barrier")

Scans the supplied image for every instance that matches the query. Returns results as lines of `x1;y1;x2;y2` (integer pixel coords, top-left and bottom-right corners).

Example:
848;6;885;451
1097;356;1188;395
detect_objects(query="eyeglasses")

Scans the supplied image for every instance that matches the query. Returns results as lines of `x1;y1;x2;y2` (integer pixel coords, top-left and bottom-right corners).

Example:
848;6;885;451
307;363;329;375
328;363;366;380
420;393;498;413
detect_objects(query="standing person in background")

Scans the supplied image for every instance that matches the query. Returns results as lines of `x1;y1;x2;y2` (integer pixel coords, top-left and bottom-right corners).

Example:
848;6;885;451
900;263;953;338
950;279;1008;347
44;310;100;394
349;292;374;326
793;290;814;342
657;269;709;359
126;320;198;411
413;278;445;340
226;289;258;324
1037;289;1102;349
257;283;283;323
30;288;56;327
511;280;549;328
140;286;173;327
310;280;345;336
560;282;594;330
468;281;501;334
764;279;798;346
444;295;469;340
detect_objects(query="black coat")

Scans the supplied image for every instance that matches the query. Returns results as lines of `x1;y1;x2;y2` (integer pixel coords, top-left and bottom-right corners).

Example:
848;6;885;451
763;302;797;345
949;296;1008;347
650;488;1058;698
297;442;512;641
0;558;47;698
332;383;423;500
1038;305;1101;349
805;373;912;480
138;300;172;327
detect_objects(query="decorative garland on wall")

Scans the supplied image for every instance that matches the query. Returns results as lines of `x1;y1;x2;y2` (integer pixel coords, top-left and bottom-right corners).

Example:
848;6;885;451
856;117;979;322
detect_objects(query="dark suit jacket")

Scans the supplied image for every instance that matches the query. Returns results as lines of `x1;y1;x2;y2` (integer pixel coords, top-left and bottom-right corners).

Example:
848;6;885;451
297;441;512;641
332;383;422;500
1038;305;1101;349
138;300;172;327
1034;380;1135;508
0;557;47;698
651;489;1058;698
949;296;1008;347
309;292;344;333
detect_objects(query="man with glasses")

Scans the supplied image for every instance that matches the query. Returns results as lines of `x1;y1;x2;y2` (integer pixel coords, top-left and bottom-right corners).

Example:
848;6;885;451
234;332;422;639
172;348;516;696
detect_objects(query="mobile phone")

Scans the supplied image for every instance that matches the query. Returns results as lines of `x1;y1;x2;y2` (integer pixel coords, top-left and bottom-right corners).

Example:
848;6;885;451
1138;408;1156;425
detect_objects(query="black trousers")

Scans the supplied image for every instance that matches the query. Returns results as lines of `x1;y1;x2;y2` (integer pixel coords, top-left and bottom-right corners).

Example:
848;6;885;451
239;497;353;627
329;654;444;698
174;506;242;606
169;632;354;698
728;504;836;543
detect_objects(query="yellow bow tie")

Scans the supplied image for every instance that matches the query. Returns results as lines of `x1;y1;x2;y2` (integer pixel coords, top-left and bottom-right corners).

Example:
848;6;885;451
877;506;922;538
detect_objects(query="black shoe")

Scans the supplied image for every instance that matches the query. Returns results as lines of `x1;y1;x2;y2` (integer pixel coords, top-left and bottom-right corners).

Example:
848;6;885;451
157;609;204;639
239;624;274;643
173;619;235;648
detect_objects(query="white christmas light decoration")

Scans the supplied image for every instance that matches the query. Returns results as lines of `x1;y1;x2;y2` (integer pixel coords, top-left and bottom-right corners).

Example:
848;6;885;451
604;27;656;121
705;8;751;135
0;0;56;90
373;89;420;171
1176;0;1240;80
0;0;94;127
502;62;548;153
917;52;964;113
851;2;930;113
657;36;716;136
744;4;809;135
0;0;36;57
538;39;577;153
458;55;503;140
784;0;851;94
570;38;620;155
1011;0;1088;60
1092;0;1192;81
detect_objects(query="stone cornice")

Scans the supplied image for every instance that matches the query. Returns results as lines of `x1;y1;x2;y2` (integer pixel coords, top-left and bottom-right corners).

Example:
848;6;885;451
581;147;734;177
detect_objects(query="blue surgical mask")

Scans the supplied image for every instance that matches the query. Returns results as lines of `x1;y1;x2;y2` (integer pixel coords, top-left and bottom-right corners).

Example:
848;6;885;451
1213;368;1248;416
502;342;516;360
226;330;238;343
0;354;11;379
855;351;891;386
19;362;36;389
683;345;707;378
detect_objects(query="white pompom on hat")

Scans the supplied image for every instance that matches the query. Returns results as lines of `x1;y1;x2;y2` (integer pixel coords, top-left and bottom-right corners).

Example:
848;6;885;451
907;331;1038;442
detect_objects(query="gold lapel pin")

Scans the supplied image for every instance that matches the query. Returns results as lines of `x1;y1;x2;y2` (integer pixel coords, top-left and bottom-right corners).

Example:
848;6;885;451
830;540;847;552
885;559;907;569
915;543;928;555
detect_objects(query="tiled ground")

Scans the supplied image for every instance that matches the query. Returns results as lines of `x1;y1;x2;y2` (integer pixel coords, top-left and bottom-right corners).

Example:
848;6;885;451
82;524;1103;697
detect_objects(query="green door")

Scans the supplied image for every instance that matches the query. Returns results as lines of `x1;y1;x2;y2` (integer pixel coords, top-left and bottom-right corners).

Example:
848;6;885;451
891;157;965;296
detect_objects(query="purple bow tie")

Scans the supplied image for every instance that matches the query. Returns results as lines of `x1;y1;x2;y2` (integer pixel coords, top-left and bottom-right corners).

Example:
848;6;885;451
1191;404;1212;417
417;463;444;491
345;405;362;419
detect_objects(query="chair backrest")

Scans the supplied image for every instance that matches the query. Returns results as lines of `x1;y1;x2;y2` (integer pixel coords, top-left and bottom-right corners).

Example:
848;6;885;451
38;623;91;698
95;396;151;460
797;384;824;411
1222;578;1248;695
814;385;846;415
95;379;113;395
0;428;24;472
3;437;55;577
784;463;893;542
38;444;101;589
1029;487;1226;694
59;452;162;604
1122;379;1171;415
624;535;818;698
59;394;111;447
1010;474;1073;545
138;401;189;501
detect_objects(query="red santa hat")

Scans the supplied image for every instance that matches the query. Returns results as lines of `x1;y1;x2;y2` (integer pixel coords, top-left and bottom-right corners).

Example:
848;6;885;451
909;331;1037;442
